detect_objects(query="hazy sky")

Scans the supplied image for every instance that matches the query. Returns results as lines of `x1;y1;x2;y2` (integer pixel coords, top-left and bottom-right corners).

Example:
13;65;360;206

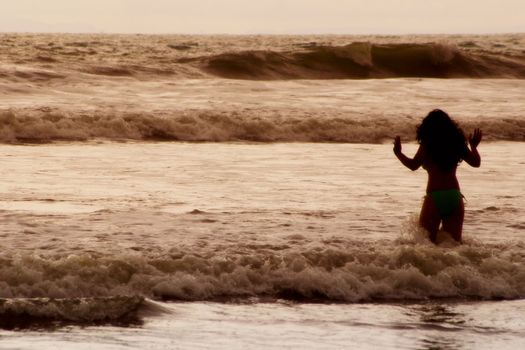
1;0;524;34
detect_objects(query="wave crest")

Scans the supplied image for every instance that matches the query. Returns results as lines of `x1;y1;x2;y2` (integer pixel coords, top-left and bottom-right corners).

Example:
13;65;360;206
196;43;525;80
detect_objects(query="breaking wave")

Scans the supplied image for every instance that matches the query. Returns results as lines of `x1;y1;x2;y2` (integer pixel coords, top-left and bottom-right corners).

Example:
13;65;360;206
0;236;524;306
0;109;523;143
195;43;525;80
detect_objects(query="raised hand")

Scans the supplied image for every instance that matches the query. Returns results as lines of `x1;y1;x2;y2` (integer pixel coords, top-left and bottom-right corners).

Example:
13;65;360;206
393;136;402;155
468;128;482;149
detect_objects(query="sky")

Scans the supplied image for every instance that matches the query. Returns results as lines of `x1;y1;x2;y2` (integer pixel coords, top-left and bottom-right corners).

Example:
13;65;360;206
1;0;524;35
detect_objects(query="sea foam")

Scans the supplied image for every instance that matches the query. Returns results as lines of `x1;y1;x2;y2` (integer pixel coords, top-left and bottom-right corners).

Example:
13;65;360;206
1;238;523;304
0;109;523;143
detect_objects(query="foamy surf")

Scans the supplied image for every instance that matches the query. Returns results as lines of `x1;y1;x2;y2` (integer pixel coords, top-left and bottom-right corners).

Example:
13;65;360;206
0;141;522;308
1;77;524;144
1;237;523;305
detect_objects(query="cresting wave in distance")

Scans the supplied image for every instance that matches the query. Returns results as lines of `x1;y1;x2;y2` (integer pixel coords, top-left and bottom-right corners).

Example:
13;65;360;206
198;43;525;80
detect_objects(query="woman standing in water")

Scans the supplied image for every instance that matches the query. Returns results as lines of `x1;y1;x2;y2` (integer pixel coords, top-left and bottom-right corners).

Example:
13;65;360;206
393;109;482;243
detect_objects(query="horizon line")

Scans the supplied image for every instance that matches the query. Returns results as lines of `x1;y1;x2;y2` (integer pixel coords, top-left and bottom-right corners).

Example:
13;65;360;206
1;30;524;36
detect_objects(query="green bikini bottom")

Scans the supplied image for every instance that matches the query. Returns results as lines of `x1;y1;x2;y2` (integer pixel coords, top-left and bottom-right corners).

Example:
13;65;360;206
428;189;464;217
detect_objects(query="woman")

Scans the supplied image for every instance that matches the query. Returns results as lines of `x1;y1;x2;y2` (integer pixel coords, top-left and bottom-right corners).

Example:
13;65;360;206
393;109;482;243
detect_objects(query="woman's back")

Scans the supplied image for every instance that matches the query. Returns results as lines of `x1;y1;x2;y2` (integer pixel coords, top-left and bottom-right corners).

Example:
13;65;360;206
420;145;460;192
393;109;482;244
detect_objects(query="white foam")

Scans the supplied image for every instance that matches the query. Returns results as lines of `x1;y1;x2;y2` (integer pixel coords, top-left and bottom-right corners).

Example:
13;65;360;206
0;107;523;143
0;235;523;303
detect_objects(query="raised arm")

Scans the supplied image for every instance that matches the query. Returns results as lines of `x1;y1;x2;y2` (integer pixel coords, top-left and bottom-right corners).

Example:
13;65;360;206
393;136;423;171
463;128;482;167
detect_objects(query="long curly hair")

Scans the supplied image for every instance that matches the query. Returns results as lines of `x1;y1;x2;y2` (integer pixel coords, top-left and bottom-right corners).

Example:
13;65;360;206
416;109;467;170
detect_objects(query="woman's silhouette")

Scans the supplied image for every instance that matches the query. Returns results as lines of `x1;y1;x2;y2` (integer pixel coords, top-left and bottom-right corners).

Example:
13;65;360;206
394;109;482;243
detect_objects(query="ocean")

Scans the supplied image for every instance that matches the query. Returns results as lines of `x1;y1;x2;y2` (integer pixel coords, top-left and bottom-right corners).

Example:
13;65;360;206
0;33;524;349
